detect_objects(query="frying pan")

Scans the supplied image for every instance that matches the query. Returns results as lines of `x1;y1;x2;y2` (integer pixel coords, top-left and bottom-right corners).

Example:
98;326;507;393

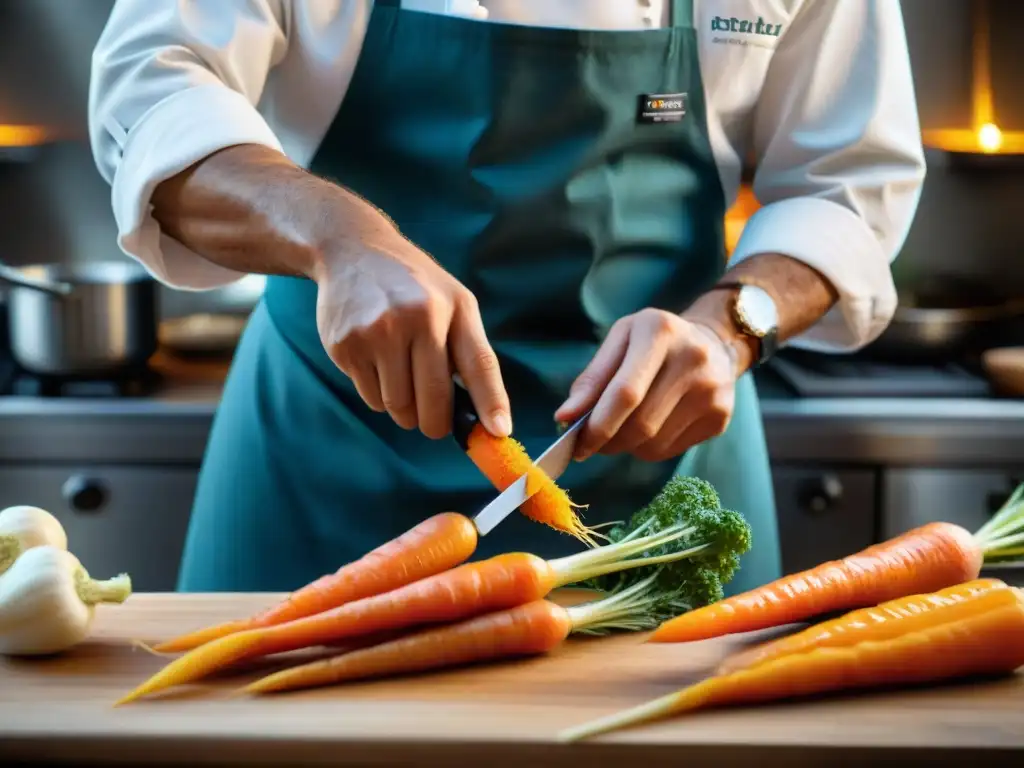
865;275;1024;362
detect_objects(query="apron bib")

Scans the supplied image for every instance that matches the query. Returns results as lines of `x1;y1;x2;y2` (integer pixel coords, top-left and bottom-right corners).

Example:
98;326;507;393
178;0;782;594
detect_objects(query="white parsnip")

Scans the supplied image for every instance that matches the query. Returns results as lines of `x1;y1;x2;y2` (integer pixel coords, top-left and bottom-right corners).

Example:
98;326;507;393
0;545;131;656
0;506;67;574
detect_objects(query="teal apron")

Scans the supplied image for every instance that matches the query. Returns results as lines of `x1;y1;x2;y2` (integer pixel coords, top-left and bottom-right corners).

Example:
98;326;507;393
177;0;781;594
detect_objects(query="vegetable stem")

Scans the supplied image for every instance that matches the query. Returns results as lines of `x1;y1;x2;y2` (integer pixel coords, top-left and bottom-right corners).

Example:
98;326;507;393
567;574;665;634
74;570;132;605
548;522;700;585
0;534;22;574
974;484;1024;543
565;544;712;585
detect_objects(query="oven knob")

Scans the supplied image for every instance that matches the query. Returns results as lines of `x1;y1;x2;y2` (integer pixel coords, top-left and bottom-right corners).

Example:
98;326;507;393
800;474;843;515
62;476;108;513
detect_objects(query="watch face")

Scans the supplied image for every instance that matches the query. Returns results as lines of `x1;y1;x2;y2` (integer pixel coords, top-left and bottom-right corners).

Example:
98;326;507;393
736;285;778;337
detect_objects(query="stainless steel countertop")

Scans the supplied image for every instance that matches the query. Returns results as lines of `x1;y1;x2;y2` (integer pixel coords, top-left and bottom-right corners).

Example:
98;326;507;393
1;366;1023;466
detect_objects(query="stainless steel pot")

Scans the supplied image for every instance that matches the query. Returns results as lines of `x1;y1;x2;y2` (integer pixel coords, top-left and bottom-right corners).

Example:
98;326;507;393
0;260;158;376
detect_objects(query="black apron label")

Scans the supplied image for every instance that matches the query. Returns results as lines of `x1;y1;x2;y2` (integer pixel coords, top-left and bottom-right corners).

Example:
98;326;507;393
637;93;688;124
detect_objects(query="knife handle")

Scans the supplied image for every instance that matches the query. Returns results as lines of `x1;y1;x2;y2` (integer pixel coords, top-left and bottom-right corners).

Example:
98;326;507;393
451;378;479;451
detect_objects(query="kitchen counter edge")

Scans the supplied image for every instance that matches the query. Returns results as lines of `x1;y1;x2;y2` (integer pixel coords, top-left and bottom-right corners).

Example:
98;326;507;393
1;377;1023;465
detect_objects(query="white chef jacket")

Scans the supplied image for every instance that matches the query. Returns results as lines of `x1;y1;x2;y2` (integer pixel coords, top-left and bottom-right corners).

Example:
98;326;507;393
88;0;926;352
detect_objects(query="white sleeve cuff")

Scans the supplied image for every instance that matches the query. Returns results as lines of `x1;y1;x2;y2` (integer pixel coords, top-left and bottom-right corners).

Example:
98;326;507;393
109;84;285;290
728;197;898;353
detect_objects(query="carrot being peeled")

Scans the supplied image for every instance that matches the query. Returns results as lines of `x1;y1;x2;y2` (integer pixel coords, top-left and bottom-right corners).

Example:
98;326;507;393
243;574;666;694
466;423;597;546
117;518;705;704
649;521;984;644
154;511;478;653
561;585;1024;742
717;578;1009;675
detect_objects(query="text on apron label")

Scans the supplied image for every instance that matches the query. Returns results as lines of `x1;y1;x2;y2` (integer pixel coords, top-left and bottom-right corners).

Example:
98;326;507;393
637;93;688;124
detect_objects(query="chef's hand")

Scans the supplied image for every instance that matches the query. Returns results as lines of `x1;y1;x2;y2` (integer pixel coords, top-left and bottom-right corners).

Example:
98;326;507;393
315;231;511;441
554;309;740;462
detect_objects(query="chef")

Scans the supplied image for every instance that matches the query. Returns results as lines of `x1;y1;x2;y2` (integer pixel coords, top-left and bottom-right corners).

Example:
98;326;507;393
89;0;925;594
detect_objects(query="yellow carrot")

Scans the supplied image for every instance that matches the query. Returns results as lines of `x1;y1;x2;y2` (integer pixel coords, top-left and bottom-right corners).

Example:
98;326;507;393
561;586;1024;742
718;578;1008;674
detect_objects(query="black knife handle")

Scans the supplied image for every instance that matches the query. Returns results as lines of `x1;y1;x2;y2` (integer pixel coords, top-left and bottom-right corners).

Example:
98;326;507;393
452;380;479;450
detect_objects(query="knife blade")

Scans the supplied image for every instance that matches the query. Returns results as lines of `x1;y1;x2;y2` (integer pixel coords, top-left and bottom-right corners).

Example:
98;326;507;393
470;409;592;536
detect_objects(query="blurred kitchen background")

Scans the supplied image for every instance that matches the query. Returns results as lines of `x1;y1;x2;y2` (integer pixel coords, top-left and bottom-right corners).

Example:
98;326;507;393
0;0;1022;591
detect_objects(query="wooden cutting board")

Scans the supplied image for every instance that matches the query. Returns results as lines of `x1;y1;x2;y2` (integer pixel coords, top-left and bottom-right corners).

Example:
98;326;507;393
1;593;1023;767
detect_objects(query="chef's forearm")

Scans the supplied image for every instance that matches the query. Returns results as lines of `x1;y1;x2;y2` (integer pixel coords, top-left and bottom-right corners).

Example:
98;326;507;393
150;144;400;281
683;253;839;373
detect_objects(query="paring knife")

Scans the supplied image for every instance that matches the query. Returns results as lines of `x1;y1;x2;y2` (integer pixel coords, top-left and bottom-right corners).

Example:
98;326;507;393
451;379;591;536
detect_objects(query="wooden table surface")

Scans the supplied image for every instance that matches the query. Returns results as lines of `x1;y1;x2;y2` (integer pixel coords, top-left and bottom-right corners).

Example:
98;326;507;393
1;593;1023;767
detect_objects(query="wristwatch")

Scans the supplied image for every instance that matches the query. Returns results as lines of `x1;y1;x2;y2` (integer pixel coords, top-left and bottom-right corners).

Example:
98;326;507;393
714;280;779;367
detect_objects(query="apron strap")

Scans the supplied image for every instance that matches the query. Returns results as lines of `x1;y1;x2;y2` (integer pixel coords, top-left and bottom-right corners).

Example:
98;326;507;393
376;0;400;7
671;0;695;29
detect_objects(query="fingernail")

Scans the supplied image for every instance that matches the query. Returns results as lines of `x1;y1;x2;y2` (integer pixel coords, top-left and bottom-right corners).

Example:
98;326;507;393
559;391;581;412
493;413;512;437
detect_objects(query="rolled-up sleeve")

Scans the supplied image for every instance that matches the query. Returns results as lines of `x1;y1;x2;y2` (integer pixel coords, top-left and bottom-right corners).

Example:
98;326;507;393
730;0;926;352
89;0;289;289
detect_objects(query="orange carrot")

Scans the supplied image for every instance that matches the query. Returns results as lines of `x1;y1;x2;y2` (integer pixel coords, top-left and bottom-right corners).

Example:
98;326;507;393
245;600;574;694
561;586;1024;741
717;578;1008;675
154;512;478;653
465;423;597;546
117;523;693;704
243;574;664;695
649;521;984;643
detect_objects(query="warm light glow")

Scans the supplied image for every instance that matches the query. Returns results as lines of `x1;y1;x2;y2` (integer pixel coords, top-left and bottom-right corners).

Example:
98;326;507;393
920;1;1023;157
0;124;48;148
977;123;1003;153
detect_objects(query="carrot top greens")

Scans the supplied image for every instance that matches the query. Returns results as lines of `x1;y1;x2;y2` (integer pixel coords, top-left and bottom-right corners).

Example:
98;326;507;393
974;482;1024;562
581;476;752;617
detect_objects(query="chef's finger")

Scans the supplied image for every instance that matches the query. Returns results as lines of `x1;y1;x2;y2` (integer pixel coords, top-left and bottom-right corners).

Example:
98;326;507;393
555;320;630;423
411;330;453;439
667;412;730;457
348;361;386;413
575;327;667;460
376;341;418;430
637;385;733;461
598;362;692;455
449;299;511;437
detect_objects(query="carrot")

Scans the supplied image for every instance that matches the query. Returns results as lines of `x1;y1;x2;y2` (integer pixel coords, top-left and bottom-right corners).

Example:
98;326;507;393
465;423;598;546
717;578;1009;675
561;586;1024;741
243;574;665;694
117;521;698;704
649;521;984;643
153;512;478;653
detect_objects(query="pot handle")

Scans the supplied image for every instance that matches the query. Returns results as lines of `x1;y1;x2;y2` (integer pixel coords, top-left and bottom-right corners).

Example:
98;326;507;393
0;262;73;297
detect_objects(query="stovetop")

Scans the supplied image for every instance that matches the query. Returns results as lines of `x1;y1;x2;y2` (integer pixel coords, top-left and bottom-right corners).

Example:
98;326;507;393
0;355;163;398
768;351;992;399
